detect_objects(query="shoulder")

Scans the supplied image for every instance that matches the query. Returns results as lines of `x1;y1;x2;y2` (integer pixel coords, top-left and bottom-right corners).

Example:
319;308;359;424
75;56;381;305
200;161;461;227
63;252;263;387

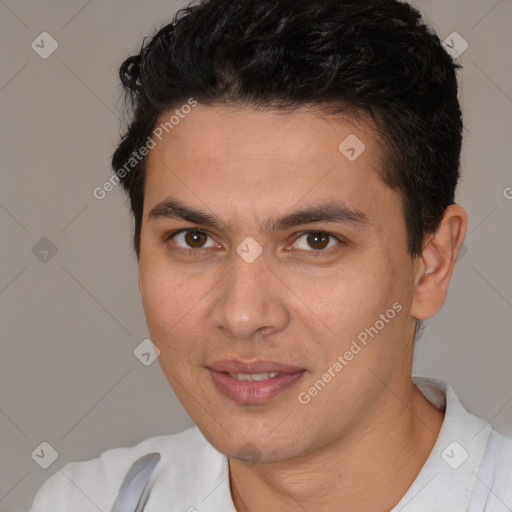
484;429;512;479
29;427;218;512
484;430;512;472
469;429;512;511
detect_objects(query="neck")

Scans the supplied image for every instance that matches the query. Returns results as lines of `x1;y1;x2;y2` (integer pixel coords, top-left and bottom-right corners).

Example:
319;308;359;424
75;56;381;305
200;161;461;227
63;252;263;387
229;379;445;512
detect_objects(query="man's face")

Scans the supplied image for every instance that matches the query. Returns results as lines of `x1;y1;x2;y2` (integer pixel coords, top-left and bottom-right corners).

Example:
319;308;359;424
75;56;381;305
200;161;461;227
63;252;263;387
139;105;421;463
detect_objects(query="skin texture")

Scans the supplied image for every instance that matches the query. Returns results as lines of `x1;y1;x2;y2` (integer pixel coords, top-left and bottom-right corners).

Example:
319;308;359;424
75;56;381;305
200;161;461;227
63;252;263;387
138;105;467;511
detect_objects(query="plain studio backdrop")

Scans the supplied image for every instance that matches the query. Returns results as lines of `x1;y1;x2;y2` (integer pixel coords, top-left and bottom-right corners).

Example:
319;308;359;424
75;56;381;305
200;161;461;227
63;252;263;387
0;1;511;510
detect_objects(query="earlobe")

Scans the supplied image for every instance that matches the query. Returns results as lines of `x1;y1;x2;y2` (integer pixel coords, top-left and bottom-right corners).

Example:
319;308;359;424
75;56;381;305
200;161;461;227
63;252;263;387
410;204;468;320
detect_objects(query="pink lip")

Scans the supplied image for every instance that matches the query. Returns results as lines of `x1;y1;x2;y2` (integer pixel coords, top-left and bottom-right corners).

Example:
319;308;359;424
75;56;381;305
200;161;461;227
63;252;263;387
207;359;306;404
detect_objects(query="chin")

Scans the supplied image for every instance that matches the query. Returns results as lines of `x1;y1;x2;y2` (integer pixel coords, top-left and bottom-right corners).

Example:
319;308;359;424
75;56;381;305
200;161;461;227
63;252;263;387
201;425;305;465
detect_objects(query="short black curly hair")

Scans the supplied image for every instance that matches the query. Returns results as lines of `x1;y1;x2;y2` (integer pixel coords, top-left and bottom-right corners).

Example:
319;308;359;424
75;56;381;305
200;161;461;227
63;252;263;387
111;0;463;260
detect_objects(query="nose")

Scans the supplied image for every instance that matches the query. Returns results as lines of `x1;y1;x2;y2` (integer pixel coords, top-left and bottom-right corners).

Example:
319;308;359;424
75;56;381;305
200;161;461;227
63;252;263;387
210;252;290;341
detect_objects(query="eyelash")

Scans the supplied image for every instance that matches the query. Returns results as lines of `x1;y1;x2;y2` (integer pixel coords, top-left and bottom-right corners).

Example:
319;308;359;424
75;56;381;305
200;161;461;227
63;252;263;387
162;228;345;257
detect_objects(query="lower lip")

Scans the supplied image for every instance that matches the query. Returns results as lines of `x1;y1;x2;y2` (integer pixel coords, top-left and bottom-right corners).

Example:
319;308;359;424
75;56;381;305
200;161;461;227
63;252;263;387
208;369;306;404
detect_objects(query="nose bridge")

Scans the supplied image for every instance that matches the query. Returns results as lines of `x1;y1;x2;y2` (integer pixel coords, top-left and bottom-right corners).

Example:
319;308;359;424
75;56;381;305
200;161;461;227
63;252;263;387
211;251;289;339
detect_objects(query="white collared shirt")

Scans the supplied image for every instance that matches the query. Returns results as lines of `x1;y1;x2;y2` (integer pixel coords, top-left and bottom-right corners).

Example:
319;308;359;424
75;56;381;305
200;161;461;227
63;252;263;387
30;376;512;511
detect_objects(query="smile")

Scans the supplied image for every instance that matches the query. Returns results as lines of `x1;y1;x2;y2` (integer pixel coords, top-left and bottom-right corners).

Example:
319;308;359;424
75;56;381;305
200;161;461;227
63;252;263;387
208;368;306;404
228;372;279;381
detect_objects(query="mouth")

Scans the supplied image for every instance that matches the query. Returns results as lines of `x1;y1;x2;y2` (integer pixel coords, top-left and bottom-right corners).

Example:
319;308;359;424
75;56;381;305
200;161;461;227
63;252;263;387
227;372;280;381
207;360;306;404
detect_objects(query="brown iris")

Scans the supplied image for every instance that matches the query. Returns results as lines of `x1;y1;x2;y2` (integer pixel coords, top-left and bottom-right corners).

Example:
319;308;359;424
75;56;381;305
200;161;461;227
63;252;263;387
184;229;208;248
306;232;330;250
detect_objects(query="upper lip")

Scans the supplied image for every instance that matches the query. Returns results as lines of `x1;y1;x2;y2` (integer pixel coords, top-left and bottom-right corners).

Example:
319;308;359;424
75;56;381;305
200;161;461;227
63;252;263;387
208;359;305;374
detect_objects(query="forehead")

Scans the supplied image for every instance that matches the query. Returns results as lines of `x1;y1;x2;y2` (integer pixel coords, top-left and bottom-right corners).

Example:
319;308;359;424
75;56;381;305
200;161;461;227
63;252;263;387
148;104;380;169
142;104;399;233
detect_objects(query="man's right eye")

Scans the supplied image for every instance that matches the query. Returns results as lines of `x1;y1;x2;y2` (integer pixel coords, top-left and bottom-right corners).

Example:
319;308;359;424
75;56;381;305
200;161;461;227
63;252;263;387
165;229;218;250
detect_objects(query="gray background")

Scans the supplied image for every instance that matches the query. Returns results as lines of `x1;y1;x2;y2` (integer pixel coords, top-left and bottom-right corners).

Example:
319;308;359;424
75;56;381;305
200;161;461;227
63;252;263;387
0;0;511;510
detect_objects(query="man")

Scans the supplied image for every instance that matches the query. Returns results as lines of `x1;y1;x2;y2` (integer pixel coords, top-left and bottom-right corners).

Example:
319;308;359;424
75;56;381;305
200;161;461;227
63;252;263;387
30;0;512;510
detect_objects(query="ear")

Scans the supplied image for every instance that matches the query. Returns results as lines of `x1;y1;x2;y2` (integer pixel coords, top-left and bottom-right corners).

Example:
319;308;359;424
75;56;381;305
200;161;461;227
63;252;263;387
410;204;468;320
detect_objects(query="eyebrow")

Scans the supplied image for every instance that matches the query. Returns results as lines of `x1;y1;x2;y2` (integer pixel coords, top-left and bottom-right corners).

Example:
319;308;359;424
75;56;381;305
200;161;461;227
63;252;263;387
148;198;370;232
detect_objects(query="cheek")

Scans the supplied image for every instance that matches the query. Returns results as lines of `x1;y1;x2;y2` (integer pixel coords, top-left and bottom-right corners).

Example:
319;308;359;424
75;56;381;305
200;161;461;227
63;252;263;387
139;262;189;335
318;275;406;368
300;260;390;328
139;263;214;358
139;268;171;329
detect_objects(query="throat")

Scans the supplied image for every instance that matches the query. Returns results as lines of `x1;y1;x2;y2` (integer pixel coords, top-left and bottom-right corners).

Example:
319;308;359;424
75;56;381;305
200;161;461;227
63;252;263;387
228;385;445;512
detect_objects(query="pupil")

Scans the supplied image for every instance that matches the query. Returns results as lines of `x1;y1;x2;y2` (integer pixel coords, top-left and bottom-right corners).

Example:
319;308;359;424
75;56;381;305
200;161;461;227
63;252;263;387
307;232;329;250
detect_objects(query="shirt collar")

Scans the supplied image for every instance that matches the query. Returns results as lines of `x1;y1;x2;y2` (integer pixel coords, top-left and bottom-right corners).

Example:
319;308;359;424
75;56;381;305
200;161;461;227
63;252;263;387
390;375;493;511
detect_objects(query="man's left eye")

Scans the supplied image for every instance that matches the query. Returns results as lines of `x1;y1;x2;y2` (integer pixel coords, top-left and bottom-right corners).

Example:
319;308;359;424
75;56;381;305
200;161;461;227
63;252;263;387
292;231;341;252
